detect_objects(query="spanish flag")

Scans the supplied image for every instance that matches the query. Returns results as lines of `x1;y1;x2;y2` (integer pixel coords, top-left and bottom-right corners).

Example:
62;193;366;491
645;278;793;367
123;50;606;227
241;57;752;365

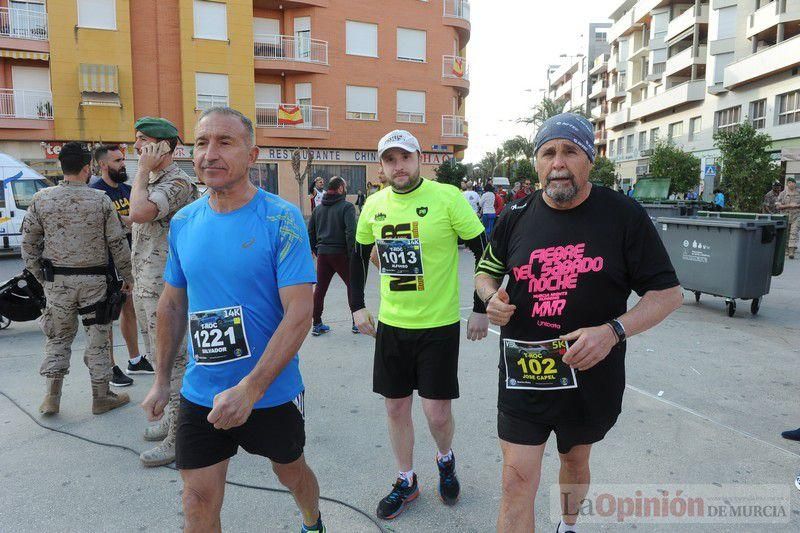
278;105;304;126
452;57;465;78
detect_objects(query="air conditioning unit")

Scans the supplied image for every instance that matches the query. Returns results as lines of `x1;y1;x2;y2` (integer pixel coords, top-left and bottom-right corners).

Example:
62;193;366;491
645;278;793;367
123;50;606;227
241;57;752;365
640;148;654;156
636;164;650;176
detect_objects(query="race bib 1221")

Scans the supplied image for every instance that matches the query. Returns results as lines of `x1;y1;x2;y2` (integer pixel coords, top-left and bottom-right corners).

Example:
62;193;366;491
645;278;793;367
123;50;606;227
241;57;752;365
188;305;251;365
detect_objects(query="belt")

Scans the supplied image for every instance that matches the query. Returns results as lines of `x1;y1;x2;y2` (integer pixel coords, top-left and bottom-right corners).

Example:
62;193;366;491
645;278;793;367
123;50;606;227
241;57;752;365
52;265;108;276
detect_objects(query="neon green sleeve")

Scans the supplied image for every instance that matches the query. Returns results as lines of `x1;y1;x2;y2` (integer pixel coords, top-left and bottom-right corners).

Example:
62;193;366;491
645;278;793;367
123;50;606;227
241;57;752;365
448;187;484;240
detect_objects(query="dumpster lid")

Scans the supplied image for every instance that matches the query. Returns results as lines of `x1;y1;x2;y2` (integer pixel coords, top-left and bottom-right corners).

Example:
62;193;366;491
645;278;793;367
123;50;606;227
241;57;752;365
656;216;787;230
632;178;671;201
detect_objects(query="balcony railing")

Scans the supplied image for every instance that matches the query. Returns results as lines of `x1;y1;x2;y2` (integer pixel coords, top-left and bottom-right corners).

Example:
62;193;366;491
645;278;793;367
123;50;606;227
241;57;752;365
724;33;800;88
442;115;467;137
442;55;469;81
254;34;328;65
666;3;709;43
255;102;329;130
0;89;53;119
443;0;470;21
748;0;800;38
0;7;48;41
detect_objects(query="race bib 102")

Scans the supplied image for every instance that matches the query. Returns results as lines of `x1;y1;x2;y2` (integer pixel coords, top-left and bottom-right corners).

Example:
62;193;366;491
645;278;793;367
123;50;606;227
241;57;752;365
188;305;251;365
503;338;578;391
376;238;424;276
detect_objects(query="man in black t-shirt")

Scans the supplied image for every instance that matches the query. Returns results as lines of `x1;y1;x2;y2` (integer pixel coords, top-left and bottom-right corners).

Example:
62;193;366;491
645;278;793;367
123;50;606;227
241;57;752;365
92;145;154;388
475;114;683;533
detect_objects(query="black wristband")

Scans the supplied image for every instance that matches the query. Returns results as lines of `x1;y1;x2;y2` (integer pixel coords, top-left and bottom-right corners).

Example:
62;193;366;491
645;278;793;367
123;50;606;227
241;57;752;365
606;319;626;345
483;290;498;307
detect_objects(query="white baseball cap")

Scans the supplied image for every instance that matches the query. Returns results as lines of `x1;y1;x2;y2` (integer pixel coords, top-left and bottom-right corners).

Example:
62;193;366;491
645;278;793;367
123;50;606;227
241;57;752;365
378;130;421;159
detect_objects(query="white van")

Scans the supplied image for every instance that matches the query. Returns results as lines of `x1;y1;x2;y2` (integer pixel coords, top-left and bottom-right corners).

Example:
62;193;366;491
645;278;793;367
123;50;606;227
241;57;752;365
0;153;53;253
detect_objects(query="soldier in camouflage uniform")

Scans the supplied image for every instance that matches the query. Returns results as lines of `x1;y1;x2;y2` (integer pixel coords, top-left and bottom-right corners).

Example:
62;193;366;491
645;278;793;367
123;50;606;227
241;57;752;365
129;117;199;466
21;142;133;416
763;181;782;214
777;177;800;259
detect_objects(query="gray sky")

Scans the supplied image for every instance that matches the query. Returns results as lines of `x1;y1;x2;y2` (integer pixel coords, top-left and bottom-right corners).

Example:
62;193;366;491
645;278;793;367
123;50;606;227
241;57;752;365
464;0;618;163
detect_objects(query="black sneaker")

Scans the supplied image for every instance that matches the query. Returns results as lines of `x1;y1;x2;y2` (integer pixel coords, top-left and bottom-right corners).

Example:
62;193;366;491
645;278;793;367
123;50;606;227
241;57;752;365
376;474;419;520
110;365;134;387
127;355;155;375
781;428;800;441
437;453;460;505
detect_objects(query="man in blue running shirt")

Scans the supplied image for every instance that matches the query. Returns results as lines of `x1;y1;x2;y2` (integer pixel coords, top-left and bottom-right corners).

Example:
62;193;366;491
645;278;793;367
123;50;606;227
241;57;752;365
141;107;325;533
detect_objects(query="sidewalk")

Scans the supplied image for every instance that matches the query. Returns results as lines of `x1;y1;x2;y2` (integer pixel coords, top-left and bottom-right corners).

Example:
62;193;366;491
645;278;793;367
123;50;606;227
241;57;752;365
1;252;799;532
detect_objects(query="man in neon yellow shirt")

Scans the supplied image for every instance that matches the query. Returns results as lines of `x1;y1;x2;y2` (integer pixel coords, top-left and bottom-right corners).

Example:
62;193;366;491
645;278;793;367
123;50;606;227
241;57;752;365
350;130;489;520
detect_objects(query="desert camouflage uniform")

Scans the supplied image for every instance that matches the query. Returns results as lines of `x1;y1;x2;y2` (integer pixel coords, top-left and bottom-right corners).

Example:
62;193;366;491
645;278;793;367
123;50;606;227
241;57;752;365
131;162;198;396
21;181;132;384
777;188;800;251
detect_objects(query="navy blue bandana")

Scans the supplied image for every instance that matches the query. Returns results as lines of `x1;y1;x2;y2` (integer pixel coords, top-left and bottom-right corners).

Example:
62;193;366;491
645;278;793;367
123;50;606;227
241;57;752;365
534;113;596;163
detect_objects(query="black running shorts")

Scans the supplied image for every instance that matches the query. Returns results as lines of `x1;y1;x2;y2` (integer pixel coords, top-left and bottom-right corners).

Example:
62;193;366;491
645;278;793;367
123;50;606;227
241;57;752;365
373;321;460;400
497;409;617;454
175;394;305;470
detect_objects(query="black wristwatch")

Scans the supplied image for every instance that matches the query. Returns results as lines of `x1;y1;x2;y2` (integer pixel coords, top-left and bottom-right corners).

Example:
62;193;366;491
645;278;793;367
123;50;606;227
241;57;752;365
606;319;626;345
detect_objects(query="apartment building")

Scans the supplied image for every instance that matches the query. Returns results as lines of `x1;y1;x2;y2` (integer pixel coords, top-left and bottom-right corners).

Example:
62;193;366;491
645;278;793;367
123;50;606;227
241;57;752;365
546;23;612;156
0;0;471;211
604;0;800;194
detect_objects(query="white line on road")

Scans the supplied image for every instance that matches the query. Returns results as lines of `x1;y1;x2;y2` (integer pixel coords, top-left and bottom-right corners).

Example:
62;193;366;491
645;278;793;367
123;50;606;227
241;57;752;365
460;316;800;459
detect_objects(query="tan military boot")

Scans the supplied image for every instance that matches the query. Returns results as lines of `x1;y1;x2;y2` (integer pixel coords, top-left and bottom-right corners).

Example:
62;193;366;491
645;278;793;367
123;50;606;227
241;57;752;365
39;377;63;416
143;407;171;442
91;382;130;414
789;247;796;259
140;409;177;467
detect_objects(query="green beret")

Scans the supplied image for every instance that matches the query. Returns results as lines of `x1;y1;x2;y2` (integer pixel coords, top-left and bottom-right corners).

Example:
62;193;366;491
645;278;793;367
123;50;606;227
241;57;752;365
134;116;179;139
788;177;796;184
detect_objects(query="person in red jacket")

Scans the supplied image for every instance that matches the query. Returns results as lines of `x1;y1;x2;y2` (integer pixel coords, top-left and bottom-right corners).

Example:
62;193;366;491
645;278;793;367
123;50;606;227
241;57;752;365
494;186;507;213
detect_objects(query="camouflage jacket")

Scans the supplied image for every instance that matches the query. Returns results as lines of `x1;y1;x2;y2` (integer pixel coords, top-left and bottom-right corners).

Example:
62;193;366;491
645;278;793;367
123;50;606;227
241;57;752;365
131;162;199;297
21;181;131;284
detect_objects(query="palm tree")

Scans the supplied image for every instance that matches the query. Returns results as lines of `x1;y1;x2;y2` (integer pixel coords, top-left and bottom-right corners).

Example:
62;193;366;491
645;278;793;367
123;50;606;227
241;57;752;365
518;98;566;127
519;98;591;128
503;135;536;161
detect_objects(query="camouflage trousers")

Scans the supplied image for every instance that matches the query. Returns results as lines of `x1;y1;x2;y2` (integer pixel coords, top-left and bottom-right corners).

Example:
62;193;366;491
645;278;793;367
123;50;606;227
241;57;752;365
39;275;112;384
787;210;799;249
134;291;187;400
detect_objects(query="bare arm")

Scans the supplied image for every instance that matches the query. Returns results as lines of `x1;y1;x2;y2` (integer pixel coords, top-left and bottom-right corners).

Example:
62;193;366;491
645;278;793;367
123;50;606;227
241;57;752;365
562;285;683;371
475;272;516;326
241;284;312;400
141;283;188;420
616;285;683;338
206;283;313;430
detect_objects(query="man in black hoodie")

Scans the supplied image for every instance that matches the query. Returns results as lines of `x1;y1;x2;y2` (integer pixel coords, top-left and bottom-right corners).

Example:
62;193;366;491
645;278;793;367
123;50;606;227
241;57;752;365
308;177;358;336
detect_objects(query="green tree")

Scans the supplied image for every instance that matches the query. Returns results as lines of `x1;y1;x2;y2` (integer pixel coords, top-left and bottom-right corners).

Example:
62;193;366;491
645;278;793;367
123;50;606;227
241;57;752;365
589;156;616;188
519;98;566;127
519;98;590;127
714;122;780;212
434;158;468;187
514;158;535;184
502;135;536;161
649;141;701;196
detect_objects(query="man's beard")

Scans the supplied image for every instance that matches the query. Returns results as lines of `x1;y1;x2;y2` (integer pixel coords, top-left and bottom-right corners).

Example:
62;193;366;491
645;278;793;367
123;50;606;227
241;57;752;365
390;168;421;192
544;170;579;204
108;166;128;183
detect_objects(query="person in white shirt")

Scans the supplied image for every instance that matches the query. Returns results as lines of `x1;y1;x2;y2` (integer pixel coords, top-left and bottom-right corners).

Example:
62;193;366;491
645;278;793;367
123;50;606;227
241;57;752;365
463;181;480;214
479;185;497;236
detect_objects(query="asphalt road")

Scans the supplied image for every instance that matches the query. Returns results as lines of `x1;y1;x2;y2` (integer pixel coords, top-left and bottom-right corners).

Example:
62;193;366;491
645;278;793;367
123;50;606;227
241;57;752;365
1;251;798;532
